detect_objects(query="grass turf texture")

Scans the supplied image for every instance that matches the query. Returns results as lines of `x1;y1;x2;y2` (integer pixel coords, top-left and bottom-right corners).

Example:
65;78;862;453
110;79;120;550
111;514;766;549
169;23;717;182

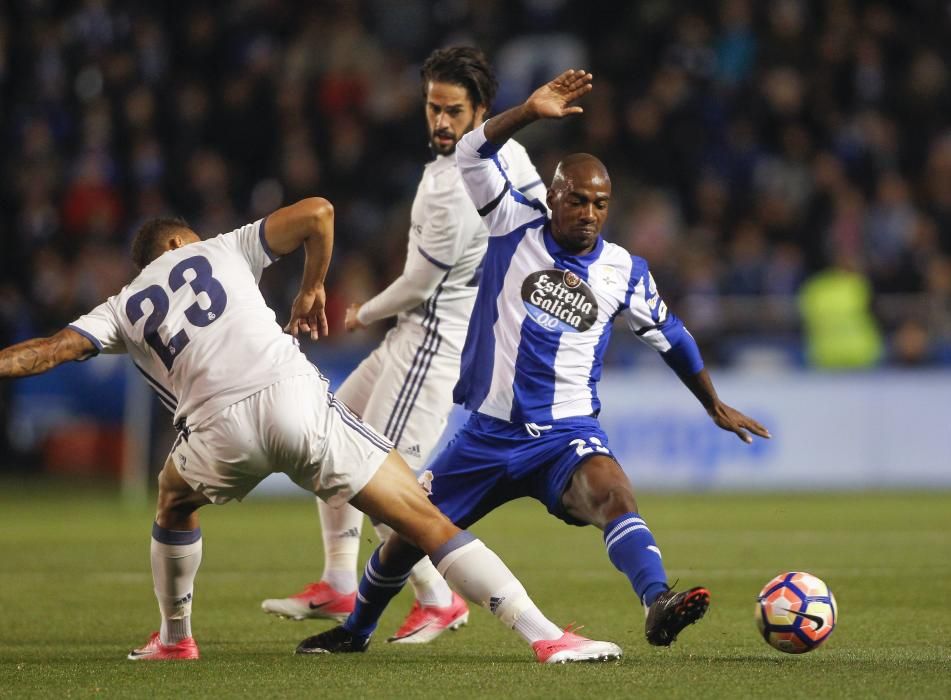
0;481;948;699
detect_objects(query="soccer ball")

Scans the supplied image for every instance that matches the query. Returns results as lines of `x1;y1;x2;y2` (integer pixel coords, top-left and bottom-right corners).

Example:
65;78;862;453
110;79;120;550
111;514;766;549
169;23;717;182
755;572;837;654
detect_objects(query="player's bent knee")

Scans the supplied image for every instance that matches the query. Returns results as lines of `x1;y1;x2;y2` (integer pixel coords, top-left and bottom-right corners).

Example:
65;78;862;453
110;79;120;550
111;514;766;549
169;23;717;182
563;456;638;527
155;461;209;528
591;485;637;523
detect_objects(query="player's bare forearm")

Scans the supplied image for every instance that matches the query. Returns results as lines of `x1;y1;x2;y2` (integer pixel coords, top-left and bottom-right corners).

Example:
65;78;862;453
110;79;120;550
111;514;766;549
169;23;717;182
681;368;771;444
264;197;335;265
0;329;96;379
298;202;334;293
484;69;593;146
284;201;333;340
483;103;541;146
680;368;719;412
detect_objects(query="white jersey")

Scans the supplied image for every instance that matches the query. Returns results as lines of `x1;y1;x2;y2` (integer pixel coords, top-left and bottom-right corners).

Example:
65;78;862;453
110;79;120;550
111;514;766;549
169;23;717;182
397;139;546;353
69;219;314;428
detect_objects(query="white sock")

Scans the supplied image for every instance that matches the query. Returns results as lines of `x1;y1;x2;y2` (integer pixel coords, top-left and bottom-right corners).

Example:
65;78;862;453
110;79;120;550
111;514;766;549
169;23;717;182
150;530;202;645
317;497;362;594
511;603;566;643
374;521;452;607
434;536;562;643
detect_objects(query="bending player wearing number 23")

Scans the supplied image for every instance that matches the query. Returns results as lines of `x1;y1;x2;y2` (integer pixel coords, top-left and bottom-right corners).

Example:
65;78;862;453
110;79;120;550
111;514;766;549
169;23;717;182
0;197;624;664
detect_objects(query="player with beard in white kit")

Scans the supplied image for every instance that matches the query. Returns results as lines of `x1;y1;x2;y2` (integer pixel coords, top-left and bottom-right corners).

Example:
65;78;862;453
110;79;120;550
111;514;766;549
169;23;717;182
261;47;547;644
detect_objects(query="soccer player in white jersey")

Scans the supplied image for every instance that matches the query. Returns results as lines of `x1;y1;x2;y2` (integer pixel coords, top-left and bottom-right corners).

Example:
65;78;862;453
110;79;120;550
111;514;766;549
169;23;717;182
261;47;547;644
0;198;621;663
295;71;771;656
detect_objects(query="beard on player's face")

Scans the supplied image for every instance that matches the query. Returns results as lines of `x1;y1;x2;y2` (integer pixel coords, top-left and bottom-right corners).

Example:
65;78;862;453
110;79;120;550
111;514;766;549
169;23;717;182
429;114;477;155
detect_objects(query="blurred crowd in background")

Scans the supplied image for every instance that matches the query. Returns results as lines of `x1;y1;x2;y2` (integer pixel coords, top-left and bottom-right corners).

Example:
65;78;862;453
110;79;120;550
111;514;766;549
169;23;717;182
3;0;951;374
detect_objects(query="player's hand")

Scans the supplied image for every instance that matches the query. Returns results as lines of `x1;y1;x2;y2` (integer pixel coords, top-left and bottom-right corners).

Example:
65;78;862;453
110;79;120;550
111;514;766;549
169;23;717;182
708;401;771;444
344;303;366;332
526;69;593;120
284;285;328;341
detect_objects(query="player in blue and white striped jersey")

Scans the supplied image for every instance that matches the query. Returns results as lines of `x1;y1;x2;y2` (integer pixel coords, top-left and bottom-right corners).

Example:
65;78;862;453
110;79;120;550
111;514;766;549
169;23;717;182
298;71;771;655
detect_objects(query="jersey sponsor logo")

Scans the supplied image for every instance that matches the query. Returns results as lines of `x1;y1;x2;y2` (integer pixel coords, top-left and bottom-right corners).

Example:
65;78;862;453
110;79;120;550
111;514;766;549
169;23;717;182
521;270;598;333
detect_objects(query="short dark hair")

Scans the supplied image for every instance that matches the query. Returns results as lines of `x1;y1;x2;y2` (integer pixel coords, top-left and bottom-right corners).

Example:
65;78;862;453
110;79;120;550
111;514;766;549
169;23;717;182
131;216;191;270
421;46;498;111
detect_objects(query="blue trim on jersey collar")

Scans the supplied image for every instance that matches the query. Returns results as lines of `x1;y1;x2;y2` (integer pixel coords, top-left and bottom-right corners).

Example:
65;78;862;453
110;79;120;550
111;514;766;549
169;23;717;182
542;222;605;267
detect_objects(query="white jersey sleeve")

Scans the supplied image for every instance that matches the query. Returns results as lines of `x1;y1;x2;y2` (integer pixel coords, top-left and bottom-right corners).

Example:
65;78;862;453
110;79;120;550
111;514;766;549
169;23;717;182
212;218;279;283
356;167;470;325
456;123;549;237
620;266;672;349
68;296;125;355
413;165;473;269
356;245;446;325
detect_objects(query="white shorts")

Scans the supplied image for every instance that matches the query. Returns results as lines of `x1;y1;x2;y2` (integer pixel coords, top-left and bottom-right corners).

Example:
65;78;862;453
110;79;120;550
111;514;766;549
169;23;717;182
169;372;392;505
335;323;459;471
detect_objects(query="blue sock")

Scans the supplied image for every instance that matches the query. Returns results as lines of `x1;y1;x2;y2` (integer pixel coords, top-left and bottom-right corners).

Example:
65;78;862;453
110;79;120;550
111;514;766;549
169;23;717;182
603;513;669;607
343;544;421;638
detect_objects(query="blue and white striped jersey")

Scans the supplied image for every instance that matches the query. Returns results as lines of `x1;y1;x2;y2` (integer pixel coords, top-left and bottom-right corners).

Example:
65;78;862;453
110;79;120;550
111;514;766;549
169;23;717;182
453;123;703;424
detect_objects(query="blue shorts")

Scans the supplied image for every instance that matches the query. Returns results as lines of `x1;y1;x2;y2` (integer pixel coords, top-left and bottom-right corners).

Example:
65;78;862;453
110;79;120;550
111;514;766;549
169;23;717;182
426;412;616;528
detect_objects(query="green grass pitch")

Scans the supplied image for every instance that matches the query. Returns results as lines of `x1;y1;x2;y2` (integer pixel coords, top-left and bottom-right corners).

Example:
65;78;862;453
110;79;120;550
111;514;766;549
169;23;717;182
1;480;949;698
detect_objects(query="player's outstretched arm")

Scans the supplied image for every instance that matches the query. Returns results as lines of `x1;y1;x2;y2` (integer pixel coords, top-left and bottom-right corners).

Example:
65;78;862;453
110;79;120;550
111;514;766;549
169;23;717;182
680;368;771;444
263;197;334;341
483;69;593;146
0;328;97;379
